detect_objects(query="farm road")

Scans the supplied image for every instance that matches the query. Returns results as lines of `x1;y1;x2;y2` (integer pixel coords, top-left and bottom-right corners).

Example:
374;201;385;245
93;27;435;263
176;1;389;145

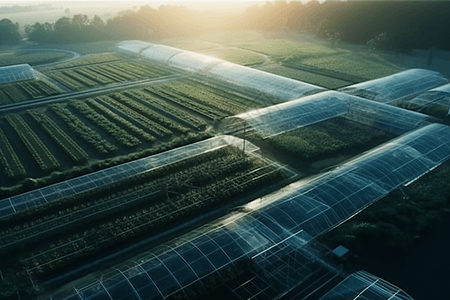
19;48;80;67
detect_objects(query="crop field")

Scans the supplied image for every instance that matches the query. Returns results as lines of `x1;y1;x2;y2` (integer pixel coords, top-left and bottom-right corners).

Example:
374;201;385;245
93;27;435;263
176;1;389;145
47;60;172;91
0;84;217;188
46;52;120;69
0;146;288;283
199;47;265;65
0;51;72;67
299;54;404;80
258;64;352;89
0;79;61;104
239;39;341;60
247;117;393;173
159;38;217;51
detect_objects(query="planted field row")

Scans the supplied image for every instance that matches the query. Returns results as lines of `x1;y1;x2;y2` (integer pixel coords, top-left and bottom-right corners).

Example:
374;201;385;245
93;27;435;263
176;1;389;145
50;103;118;154
0;80;61;104
97;95;171;138
0;147;287;281
165;82;247;115
125;89;207;129
109;92;189;134
265;118;388;159
145;86;227;120
87;99;155;142
259;65;351;89
6;114;60;172
0;128;26;178
50;53;121;69
48;61;172;91
28;110;89;163
69;100;141;148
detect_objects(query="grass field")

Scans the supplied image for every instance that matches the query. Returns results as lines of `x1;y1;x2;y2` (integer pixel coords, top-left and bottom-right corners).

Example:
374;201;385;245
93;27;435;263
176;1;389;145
300;54;404;80
239;39;341;60
0;51;71;67
199;47;265;65
258;64;351;89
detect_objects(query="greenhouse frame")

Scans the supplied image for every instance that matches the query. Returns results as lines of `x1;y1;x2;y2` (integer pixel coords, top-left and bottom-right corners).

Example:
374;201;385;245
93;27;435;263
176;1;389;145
0;136;258;219
0;64;36;85
49;123;450;300
408;82;450;113
319;271;415;300
119;40;325;100
223;91;431;138
339;69;448;103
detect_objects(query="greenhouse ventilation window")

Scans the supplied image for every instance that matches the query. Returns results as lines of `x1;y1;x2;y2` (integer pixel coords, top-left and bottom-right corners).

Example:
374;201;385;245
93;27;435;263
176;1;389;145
48;123;450;300
0;64;36;84
340;69;448;103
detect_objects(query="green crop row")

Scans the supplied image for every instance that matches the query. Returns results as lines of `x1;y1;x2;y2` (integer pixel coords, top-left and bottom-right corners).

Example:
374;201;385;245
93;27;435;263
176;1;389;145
87;99;155;142
86;65;126;83
1;85;27;103
63;70;97;87
96;64;137;81
127;89;207;128
111;92;189;134
69;100;141;148
50;72;85;91
113;61;169;78
166;82;246;115
50;103;117;154
28;110;89;163
0;128;26;178
74;67;114;85
51;53;120;69
145;86;227;120
98;95;170;137
6;114;60;172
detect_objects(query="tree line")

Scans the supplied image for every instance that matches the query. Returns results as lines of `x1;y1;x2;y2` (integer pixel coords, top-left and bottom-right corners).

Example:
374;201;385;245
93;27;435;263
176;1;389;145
1;1;450;51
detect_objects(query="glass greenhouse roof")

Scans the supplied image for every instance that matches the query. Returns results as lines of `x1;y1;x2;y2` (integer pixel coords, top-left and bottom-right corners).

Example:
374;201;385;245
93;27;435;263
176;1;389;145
141;45;184;64
115;40;324;100
0;64;36;84
115;40;154;56
0;136;257;219
207;61;325;100
340;69;448;103
224;91;431;138
49;123;450;300
320;271;415;300
408;82;450;109
168;51;224;73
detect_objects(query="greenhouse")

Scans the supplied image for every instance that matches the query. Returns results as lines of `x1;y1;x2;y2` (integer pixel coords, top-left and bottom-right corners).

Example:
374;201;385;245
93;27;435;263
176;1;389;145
141;44;184;64
0;135;257;219
115;40;154;56
339;69;448;103
319;271;415;300
223;91;431;138
116;40;325;100
408;82;450;112
168;51;224;73
49;123;450;300
0;64;36;84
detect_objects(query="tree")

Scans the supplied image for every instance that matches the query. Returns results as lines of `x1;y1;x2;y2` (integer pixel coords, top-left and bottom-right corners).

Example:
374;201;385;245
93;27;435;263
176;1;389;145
0;19;21;45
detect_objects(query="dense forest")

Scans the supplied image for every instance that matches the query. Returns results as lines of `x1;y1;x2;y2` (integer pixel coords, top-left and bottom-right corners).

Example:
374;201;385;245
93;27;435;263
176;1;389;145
2;1;450;51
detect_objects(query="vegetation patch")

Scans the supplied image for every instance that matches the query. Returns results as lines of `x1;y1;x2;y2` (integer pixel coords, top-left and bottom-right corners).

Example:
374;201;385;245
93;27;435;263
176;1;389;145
300;54;403;80
320;160;450;257
258;64;351;89
0;51;71;67
199;47;265;65
239;39;339;60
0;146;287;292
